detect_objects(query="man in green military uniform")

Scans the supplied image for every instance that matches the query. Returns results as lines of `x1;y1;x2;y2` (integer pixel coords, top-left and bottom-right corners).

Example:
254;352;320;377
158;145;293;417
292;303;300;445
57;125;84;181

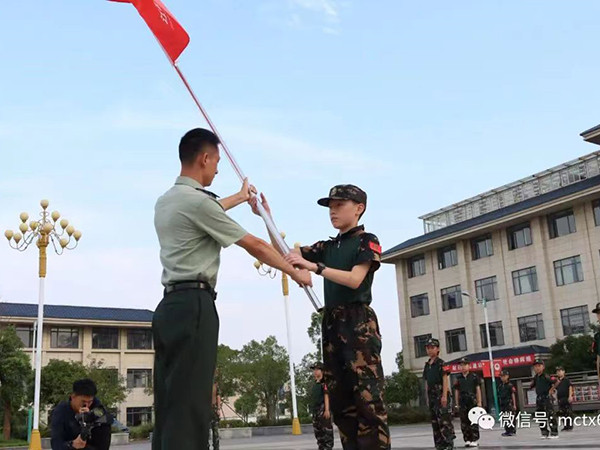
530;359;558;439
498;370;517;437
310;362;334;450
453;358;481;448
153;128;312;450
423;338;455;450
592;303;600;383
555;366;574;432
251;184;391;449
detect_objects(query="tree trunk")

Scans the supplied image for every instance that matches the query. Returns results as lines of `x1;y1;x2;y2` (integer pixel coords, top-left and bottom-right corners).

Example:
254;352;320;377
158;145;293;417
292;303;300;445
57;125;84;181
3;400;12;440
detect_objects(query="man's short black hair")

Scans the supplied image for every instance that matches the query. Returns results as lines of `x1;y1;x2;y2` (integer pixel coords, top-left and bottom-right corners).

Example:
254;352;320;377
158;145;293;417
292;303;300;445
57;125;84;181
179;128;220;165
73;379;97;397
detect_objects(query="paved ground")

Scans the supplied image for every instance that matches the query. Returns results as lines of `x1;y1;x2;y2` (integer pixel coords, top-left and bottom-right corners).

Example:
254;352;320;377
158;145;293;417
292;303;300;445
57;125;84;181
122;420;600;449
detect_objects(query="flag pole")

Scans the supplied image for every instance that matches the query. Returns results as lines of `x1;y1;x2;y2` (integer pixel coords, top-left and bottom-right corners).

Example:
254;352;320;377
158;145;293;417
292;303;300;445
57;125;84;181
172;64;323;312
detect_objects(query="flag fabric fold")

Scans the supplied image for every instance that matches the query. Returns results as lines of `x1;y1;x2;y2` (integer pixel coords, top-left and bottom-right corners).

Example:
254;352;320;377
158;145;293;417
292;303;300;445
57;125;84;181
109;0;189;63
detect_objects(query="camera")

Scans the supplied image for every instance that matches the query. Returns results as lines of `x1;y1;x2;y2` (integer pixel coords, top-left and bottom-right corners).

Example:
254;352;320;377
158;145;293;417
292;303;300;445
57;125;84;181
75;407;110;441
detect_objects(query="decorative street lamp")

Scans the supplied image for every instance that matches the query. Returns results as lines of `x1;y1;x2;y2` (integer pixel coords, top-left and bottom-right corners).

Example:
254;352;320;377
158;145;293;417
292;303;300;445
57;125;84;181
462;291;500;418
4;199;81;450
253;233;301;436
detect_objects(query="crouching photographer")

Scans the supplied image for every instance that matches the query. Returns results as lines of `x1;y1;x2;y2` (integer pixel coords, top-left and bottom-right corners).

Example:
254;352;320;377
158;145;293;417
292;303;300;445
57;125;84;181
51;379;113;450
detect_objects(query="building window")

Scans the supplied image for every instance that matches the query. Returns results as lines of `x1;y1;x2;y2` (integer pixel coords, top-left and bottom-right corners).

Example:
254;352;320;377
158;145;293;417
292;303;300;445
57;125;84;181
480;321;505;348
437;245;458;270
507;222;532;250
92;328;120;349
441;285;462;311
554;255;584;286
475;276;499;301
548;209;576;239
127;329;153;350
512;266;538;295
410;293;430;318
445;328;467;353
560;306;590;336
127;369;152;389
471;234;493;260
518;314;545;342
414;334;432;358
15;325;34;348
407;254;426;278
50;328;80;349
593;200;600;226
126;407;153;427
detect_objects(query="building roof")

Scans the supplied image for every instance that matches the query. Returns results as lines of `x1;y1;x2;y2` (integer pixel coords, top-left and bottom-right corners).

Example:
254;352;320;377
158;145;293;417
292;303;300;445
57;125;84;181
382;173;600;260
445;345;550;366
0;302;153;323
581;124;600;145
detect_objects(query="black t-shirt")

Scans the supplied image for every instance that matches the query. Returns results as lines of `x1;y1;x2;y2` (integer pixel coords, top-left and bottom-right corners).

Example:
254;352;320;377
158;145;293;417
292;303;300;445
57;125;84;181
50;398;113;450
310;380;328;410
423;357;448;390
530;373;556;396
454;372;481;397
498;381;516;406
302;225;381;308
593;332;600;357
555;377;572;400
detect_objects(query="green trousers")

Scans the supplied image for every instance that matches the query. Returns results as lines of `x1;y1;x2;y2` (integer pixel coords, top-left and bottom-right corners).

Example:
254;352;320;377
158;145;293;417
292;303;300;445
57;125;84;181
152;288;219;450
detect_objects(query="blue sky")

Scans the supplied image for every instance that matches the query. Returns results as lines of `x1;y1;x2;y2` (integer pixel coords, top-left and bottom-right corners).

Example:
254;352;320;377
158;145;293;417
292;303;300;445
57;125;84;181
1;0;600;375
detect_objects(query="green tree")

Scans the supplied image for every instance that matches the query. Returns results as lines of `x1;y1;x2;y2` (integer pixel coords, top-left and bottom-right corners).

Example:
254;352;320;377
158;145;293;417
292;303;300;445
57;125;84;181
216;344;241;398
40;359;128;411
546;334;596;373
293;353;319;418
0;326;32;440
384;351;419;407
233;392;259;423
237;336;289;421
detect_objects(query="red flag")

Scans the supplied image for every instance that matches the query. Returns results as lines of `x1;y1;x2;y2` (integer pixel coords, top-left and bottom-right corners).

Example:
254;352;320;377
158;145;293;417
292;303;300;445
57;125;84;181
110;0;190;64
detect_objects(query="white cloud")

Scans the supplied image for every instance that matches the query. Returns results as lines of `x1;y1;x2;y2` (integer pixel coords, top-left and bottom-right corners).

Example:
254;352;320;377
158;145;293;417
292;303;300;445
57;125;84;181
260;0;345;34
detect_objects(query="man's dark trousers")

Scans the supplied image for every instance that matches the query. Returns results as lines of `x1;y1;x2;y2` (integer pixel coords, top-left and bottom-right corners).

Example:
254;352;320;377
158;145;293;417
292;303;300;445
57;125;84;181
152;288;219;450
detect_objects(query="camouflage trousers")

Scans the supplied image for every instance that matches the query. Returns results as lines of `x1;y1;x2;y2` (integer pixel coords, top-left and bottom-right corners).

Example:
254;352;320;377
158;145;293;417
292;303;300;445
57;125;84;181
312;404;334;450
536;395;558;437
557;398;574;430
428;388;455;450
208;409;219;450
499;404;516;434
458;398;479;443
322;303;391;450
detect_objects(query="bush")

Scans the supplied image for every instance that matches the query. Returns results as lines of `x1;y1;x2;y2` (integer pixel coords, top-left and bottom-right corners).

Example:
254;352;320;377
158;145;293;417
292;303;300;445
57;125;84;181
220;419;248;428
387;406;429;425
128;423;154;440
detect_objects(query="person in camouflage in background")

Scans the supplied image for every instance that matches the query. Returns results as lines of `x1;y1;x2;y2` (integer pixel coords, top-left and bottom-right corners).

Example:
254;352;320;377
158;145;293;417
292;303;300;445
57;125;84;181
423;338;455;450
530;359;558;439
592;303;600;383
209;376;221;450
453;357;481;448
310;362;334;450
253;184;391;449
498;369;517;437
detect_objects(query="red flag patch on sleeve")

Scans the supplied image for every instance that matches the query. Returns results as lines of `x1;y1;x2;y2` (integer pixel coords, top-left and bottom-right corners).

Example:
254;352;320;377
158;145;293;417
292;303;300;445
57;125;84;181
369;241;382;254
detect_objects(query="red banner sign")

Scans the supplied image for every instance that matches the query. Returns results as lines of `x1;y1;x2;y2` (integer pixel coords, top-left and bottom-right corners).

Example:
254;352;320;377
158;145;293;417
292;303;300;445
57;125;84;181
445;354;535;377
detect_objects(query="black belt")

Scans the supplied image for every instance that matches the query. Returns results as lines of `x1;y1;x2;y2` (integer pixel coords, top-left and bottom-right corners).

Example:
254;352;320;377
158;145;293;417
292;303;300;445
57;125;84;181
164;281;217;299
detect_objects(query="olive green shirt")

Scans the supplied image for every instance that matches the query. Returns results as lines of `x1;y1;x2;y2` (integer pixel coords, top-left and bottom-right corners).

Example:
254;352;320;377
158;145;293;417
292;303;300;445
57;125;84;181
154;176;248;288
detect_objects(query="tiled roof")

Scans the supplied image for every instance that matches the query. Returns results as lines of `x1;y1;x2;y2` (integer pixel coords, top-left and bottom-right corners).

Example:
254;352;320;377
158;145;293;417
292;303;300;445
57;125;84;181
0;302;153;323
382;174;600;259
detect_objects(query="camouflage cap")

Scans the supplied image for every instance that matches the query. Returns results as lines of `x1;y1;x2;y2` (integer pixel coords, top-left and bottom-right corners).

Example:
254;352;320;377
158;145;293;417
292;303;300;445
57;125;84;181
425;337;440;348
317;184;367;208
310;362;323;370
459;357;470;364
592;302;600;313
556;366;565;371
500;369;510;376
533;359;545;366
